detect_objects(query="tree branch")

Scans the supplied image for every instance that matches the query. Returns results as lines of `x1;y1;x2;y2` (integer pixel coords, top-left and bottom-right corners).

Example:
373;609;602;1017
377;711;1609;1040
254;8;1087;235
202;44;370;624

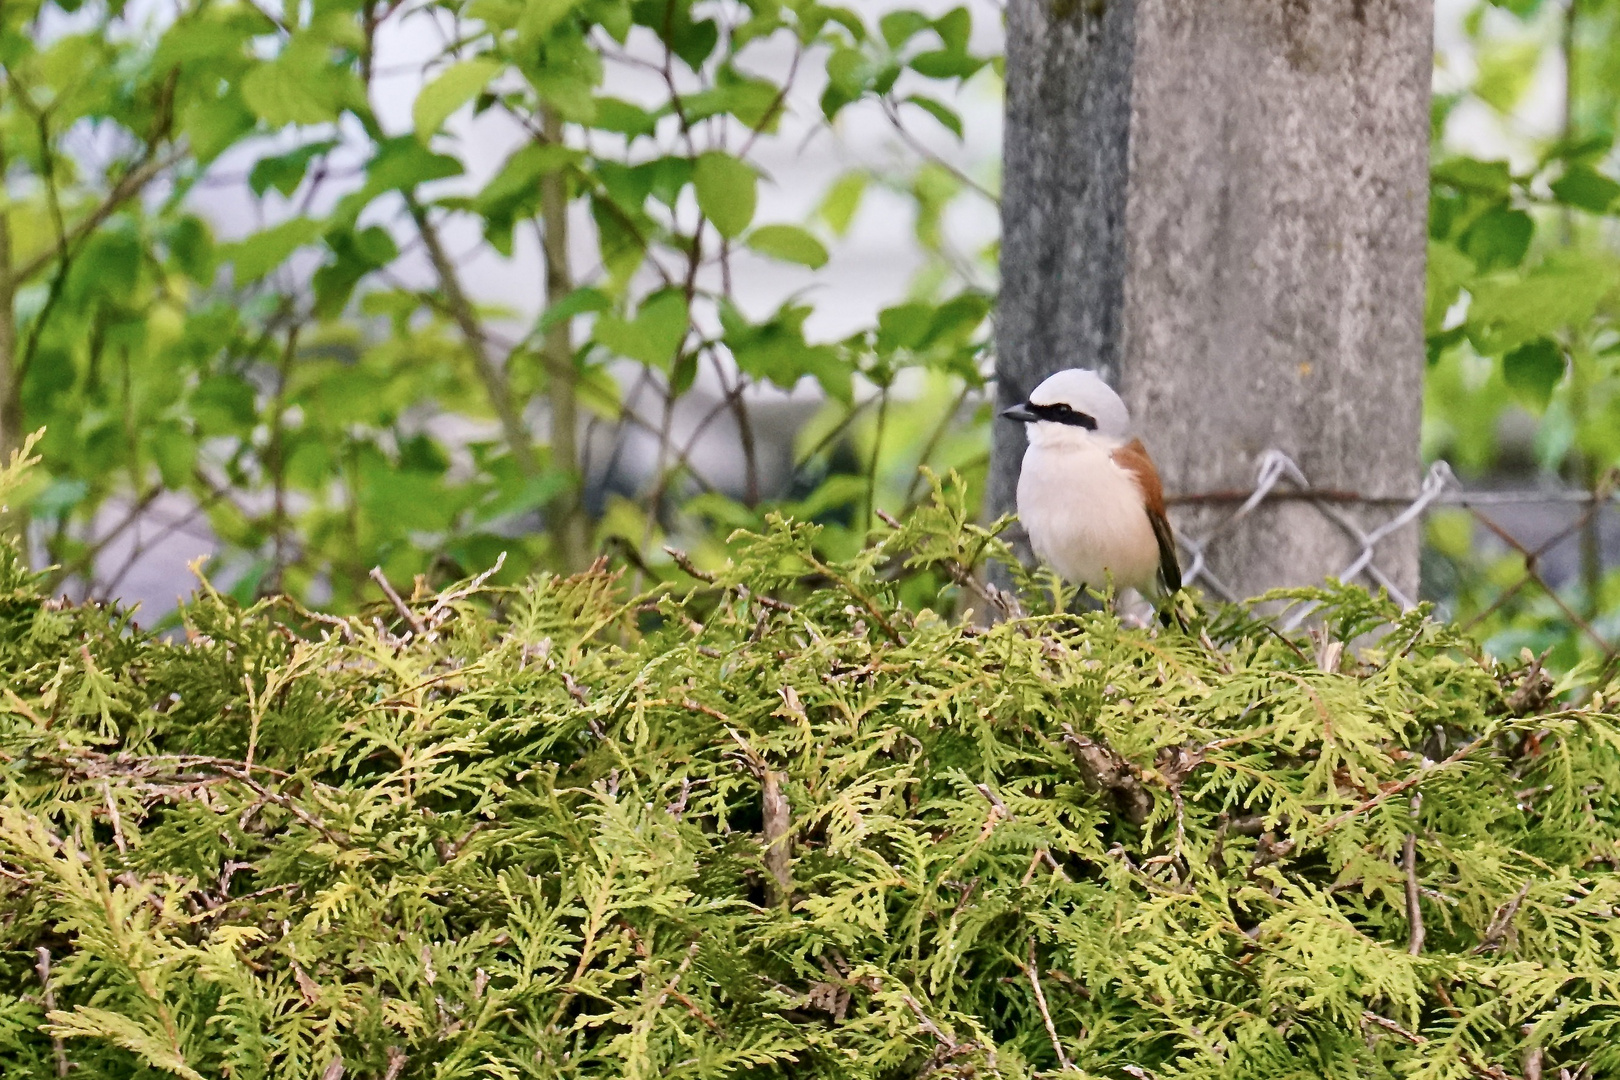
406;198;538;476
14;151;182;286
1405;793;1425;955
1061;723;1153;825
1021;938;1073;1071
539;105;588;569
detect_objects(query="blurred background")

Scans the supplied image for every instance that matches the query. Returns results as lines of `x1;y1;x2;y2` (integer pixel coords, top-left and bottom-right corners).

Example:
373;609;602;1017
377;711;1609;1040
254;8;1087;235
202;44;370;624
0;0;1617;669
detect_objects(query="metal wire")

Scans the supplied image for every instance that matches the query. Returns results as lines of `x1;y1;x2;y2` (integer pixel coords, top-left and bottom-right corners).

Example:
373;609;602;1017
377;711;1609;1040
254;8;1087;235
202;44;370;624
1176;451;1619;649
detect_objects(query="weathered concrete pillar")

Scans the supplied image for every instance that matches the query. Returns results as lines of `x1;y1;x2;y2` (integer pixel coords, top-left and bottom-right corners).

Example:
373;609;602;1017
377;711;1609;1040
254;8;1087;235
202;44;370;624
992;0;1432;602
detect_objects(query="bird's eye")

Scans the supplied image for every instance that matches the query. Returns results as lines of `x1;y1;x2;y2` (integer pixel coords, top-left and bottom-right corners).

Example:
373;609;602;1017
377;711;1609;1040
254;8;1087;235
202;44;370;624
1051;403;1072;415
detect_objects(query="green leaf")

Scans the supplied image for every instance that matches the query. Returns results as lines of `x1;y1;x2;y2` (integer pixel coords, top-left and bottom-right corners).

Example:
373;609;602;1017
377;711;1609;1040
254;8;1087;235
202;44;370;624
226;217;323;284
693;152;757;239
1459;207;1532;272
665;11;719;71
517;0;583;44
821;46;875;118
593;289;690;368
591;96;658;137
474;469;572;525
31;477;88;518
464;0;523;28
879;10;931;48
334;137;465;223
1541;132;1614;169
478;143;583;210
70;225;142;303
413;58;503;140
908;49;983;80
242;60;343;126
1549;165;1620;214
191;374;258;434
368;138;464;190
1488;0;1545;19
1468;253;1620;353
680;72;783;130
182;93;258;164
313;226;398;317
1425;240;1474;335
1431;157;1514;197
877;302;935;352
790;473;868;520
539;286;611;333
248;140;339;197
153;14;251;66
933;6;971;52
903;94;962;138
746;225;828;269
1502;338;1565;408
1474;38;1542;114
926;292;991;346
819;173;868;236
148;423;195;489
720;301;846;399
48;1007;205;1080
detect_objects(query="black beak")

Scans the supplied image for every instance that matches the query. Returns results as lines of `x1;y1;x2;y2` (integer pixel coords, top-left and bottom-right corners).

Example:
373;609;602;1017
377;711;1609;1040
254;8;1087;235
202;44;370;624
1000;402;1039;423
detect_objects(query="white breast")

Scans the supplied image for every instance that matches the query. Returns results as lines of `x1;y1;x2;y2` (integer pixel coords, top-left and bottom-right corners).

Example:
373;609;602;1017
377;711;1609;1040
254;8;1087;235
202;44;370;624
1016;441;1161;594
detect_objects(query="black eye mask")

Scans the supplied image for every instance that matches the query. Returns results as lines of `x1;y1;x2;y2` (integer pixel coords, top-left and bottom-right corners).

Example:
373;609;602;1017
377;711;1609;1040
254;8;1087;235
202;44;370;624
1002;401;1099;430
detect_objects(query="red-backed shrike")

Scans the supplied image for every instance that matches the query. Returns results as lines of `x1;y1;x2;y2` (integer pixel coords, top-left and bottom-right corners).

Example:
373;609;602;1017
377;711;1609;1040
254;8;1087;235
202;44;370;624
1001;368;1182;601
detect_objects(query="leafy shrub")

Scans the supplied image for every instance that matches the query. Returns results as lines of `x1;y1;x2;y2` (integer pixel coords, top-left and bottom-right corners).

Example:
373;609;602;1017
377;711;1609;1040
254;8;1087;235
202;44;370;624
3;0;995;603
1;460;1619;1078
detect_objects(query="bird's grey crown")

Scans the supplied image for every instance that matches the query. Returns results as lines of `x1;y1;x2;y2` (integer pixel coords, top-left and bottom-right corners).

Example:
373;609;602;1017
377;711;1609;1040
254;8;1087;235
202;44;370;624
1025;368;1132;438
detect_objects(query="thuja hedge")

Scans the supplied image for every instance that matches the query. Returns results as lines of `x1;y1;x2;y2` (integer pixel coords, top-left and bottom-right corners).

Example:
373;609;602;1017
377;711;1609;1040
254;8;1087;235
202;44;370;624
2;477;1619;1078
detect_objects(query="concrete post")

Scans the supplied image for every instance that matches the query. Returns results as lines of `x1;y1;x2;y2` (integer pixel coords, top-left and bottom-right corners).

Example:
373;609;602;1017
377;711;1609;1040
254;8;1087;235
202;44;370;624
992;0;1433;602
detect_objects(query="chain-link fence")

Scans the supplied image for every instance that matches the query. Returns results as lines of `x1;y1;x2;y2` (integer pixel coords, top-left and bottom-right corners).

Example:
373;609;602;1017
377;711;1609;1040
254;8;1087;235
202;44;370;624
1172;449;1620;666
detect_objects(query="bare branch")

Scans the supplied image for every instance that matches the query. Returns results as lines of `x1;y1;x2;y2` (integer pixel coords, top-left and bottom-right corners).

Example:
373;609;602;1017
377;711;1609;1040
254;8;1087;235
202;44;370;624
665;546;717;583
1318;734;1490;833
762;769;793;907
406;199;538;476
15;151;184;285
370;566;426;636
424;552;508;628
1061;723;1153;825
1405;793;1425;955
1474;881;1533;955
1022;938;1073;1071
34;948;69;1077
1362;1010;1426;1045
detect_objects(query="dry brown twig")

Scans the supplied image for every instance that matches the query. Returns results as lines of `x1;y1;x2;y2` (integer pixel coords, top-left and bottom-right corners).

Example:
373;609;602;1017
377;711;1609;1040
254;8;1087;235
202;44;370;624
1061;723;1153;825
898;990;982;1078
35;948;68;1077
424;552;507;628
974;783;1011;839
370;566;426;636
1362;1010;1426;1045
1405;793;1425;955
1022;938;1074;1071
1474;881;1533;955
1317;733;1490;834
762;769;793;907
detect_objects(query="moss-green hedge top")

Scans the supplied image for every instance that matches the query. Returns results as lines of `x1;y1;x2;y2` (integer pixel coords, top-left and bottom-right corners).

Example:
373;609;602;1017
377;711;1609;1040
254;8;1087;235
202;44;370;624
1;468;1619;1080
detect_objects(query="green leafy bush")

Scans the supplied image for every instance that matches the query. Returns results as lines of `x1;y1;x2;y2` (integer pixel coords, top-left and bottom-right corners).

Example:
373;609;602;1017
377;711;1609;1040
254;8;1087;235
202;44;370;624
1;0;995;602
2;457;1619;1078
1424;4;1620;663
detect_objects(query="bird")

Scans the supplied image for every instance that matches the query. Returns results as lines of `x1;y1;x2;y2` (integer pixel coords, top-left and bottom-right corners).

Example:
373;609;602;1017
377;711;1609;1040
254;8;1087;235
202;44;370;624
1000;369;1182;607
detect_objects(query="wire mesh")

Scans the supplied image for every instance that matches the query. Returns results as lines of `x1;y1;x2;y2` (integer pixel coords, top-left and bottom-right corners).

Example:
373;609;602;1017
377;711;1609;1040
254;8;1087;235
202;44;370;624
1172;449;1620;658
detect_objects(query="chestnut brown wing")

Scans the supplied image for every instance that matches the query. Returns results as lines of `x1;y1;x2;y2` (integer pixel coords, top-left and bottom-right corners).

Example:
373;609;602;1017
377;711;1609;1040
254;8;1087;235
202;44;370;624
1112;439;1182;593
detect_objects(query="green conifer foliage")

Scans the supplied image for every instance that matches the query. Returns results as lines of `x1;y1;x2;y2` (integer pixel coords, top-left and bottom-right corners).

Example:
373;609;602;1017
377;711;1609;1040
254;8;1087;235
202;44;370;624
0;454;1618;1079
